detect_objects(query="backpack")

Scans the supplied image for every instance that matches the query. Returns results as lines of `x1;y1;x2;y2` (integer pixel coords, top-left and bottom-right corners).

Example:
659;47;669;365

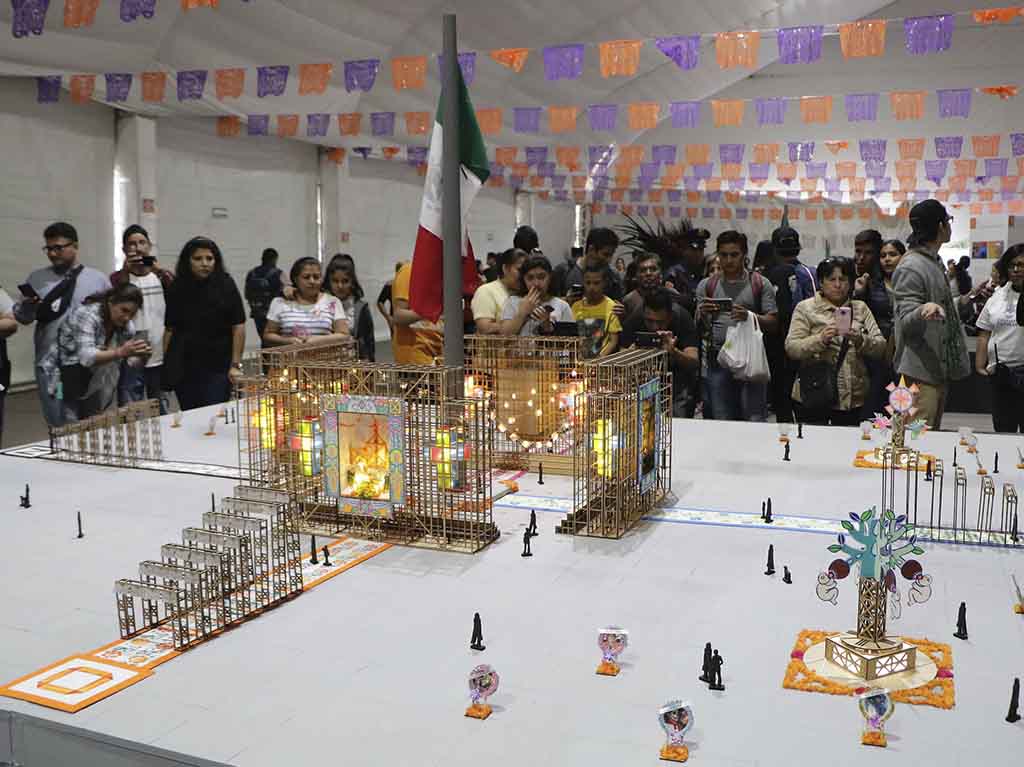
705;271;765;314
245;266;280;315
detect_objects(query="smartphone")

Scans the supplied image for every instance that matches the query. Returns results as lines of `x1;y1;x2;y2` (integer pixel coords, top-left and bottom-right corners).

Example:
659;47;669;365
707;298;733;312
636;332;661;349
836;306;853;336
17;283;39;300
132;330;150;343
567;283;583;298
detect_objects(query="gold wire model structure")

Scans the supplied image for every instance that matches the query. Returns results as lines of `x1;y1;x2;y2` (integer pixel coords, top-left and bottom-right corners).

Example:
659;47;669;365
561;349;673;539
464;334;584;475
238;357;499;554
50;399;162;467
115;487;301;650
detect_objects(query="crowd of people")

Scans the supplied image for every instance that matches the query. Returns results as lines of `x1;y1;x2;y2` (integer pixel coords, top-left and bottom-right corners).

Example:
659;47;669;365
1;197;1022;447
455;199;1023;432
0;222;378;445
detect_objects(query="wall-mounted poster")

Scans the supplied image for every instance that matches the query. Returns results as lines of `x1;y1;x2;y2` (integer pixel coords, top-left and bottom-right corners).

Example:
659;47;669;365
321;394;405;518
972;240;1004;259
637;378;659;494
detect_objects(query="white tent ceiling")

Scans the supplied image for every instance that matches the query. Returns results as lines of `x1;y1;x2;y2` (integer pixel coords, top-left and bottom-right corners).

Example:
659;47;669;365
1;0;1023;195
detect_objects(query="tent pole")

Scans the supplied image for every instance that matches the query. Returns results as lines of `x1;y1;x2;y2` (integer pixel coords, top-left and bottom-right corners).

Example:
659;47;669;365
441;13;464;375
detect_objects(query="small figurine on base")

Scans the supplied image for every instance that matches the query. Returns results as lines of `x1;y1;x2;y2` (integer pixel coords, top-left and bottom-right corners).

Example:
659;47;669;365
205;416;217;436
470;612;485;651
699;642;712;682
521;528;532;557
707;649;725;691
859;420;873;441
1012;575;1023;615
859;688;894;747
18;484;30;509
321;545;331;567
528;509;538;537
783;442;791;462
975;453;987;476
596;626;629;676
465;664;499;720
965;434;978;455
76;511;84;539
658;700;694;762
1017;447;1024;469
782;565;792;584
764;544;775;576
171;411;183;428
954;601;968;640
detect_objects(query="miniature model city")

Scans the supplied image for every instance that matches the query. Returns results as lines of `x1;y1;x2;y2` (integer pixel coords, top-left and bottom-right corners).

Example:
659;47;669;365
4;337;1024;759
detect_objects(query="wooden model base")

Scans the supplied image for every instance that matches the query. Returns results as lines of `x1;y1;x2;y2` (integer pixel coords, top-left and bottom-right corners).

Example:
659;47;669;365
862;730;887;747
465;703;492;719
967;447;977;454
659;744;689;762
853;449;935;471
778;436;790;443
1014;603;1023;614
978;469;988;476
596;660;620;676
825;633;917;681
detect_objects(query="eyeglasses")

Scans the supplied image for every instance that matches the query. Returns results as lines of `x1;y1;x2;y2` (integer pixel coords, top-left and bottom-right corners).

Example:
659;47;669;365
42;242;76;254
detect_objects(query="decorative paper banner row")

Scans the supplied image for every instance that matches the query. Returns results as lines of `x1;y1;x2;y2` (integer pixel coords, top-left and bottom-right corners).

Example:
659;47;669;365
582;197;1024;220
16;7;1024;88
326;139;1024;199
49;74;1016;138
11;0;243;38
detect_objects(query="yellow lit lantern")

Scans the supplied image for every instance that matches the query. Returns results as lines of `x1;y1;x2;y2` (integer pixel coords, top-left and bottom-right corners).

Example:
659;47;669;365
593;418;616;478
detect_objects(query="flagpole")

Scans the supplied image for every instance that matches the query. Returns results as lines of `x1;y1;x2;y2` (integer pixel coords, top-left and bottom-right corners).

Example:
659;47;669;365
441;13;464;374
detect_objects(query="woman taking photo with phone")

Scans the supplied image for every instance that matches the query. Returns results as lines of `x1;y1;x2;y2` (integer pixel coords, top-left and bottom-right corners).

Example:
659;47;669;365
785;257;886;426
500;254;573;336
39;283;149;421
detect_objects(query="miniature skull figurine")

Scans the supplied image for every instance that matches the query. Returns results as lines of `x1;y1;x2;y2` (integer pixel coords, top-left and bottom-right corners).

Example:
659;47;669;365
816;571;839;605
907;573;933;606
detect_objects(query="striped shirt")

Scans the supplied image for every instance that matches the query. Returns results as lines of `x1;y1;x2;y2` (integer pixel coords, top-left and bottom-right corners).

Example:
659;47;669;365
267;294;344;338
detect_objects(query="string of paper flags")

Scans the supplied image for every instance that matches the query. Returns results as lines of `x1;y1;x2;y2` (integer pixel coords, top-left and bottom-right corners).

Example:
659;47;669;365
34;70;1023;138
11;0;242;37
12;4;1024;82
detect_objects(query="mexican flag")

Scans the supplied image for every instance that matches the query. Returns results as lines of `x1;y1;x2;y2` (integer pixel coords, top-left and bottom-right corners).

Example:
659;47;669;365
409;65;490;323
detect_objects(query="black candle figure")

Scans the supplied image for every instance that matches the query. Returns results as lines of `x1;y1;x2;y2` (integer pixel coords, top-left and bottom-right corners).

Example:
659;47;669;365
529;509;538;537
1012;511;1020;543
537;462;544;485
994;452;999;474
925;459;933;482
765;498;773;524
321;545;331;567
661;449;667;470
76;511;84;539
954;601;968;640
797;423;803;439
1007;678;1021;723
211;492;216;514
782;566;792;584
783;442;791;462
19;483;30;509
764;544;775;576
470;612;485;651
953;447;958;467
699;642;712;683
761;501;766;521
521;528;533;557
310;535;318;565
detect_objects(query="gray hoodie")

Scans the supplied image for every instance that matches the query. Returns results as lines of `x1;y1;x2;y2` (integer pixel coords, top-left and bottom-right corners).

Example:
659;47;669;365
891;246;971;386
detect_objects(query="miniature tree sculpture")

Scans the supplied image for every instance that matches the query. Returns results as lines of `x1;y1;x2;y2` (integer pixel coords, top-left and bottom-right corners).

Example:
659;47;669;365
818;507;932;679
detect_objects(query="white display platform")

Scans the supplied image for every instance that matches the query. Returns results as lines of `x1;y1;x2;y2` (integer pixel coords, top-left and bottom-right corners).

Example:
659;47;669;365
2;416;1023;767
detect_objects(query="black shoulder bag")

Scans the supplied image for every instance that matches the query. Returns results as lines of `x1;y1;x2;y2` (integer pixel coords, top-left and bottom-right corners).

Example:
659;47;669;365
798;337;851;411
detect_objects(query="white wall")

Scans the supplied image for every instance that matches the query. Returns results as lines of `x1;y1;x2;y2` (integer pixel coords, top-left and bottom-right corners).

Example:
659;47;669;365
156;119;319;349
331;158;516;339
0;77;116;386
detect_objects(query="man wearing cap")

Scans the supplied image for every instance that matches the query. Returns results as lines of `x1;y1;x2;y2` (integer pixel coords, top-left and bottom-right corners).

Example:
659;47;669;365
763;226;817;422
892;199;992;429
